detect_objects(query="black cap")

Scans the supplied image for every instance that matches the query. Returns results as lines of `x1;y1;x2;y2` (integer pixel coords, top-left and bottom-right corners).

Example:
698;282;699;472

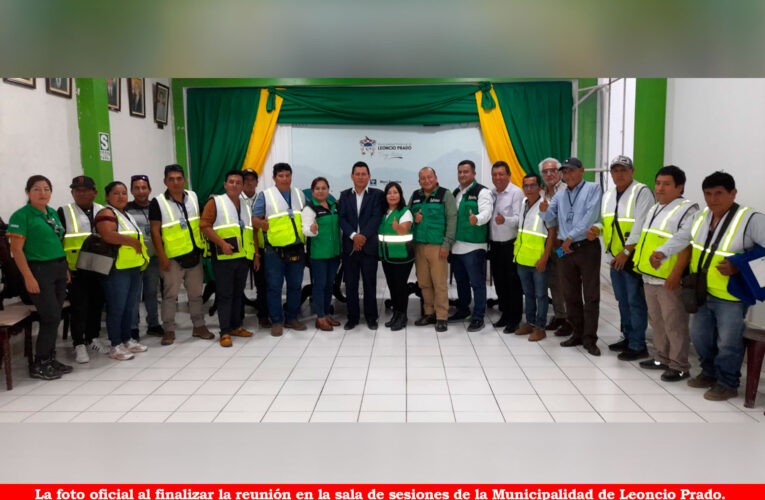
559;157;583;170
242;168;259;179
70;175;96;189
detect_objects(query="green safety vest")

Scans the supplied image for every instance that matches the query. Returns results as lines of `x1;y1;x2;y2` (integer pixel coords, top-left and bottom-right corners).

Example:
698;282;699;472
690;205;752;302
157;191;203;259
107;205;149;270
514;197;548;267
633;199;695;280
307;200;340;260
601;181;648;256
410;186;447;245
212;194;255;261
378;207;414;263
453;181;488;244
62;202;104;271
264;187;305;247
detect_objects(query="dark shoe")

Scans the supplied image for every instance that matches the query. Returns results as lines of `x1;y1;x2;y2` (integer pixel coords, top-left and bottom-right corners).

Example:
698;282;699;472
285;320;307;331
560;337;583;347
344;320;358;331
544;317;564;331
414;314;436;326
29;360;61;380
161;331;175;345
384;314;396;328
467;319;484;332
259;317;272;328
493;315;509;328
687;373;716;389
553;321;573;337
608;339;629;352
366;320;378;330
502;323;520;334
146;325;165;337
327;316;341;327
585;344;601;356
435;320;448;332
49;358;73;375
661;369;690;382
448;312;470;323
270;324;283;337
391;315;407;332
617;348;650;361
704;383;738;401
640;358;669;370
131;328;140;340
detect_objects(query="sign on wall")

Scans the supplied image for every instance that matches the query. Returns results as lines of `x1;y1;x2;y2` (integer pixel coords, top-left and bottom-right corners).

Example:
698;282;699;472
98;132;111;162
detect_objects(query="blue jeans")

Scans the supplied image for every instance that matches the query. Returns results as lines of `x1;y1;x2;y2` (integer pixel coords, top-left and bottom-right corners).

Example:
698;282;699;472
311;257;338;318
264;246;305;324
690;295;747;389
102;267;142;347
517;264;549;328
610;267;648;350
450;249;487;321
131;256;161;330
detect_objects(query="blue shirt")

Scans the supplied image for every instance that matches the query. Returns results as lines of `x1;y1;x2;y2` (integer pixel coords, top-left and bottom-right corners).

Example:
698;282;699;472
539;180;602;242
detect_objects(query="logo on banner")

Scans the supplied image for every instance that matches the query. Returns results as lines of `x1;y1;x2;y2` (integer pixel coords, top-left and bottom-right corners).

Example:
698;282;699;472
359;136;412;159
360;136;377;156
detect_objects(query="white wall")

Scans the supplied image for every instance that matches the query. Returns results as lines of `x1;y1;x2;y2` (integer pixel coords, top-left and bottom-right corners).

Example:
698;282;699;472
110;78;176;192
0;79;82;220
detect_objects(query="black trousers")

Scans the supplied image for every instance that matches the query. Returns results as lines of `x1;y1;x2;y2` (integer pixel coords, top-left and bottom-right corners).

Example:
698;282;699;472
560;239;601;347
253;254;268;320
489;239;523;325
69;269;104;346
382;261;414;316
212;257;249;335
343;251;379;323
28;259;68;359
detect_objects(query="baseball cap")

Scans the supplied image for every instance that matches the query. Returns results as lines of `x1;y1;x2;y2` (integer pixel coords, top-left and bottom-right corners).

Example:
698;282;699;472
70;176;96;189
242;168;259;179
559;157;583;170
609;155;634;169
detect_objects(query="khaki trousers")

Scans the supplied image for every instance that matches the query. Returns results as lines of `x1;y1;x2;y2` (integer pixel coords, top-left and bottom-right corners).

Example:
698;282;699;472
160;259;206;332
644;283;691;371
415;244;449;320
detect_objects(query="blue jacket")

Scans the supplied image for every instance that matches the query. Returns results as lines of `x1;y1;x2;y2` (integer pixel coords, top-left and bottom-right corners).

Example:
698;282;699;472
726;245;765;305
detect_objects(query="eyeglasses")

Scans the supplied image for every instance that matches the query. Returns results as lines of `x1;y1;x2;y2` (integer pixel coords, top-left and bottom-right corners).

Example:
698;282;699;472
523;184;539;190
131;175;149;182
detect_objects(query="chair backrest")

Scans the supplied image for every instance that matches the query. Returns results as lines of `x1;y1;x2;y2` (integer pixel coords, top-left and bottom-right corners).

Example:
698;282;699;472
0;216;32;306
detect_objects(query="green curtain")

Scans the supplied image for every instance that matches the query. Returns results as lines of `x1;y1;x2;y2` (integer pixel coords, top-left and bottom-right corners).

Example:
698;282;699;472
493;82;573;176
187;88;261;201
274;85;480;125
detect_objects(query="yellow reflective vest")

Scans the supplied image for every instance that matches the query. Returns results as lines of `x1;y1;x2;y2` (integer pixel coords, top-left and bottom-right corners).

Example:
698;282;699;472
601;181;650;256
633;198;697;280
62;202;104;271
212;194;255;260
156;191;203;259
263;187;305;247
514;197;549;267
107;205;149;270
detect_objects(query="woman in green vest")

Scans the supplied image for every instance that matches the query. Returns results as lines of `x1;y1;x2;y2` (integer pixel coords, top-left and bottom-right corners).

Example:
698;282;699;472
95;181;149;361
302;177;340;331
379;182;414;331
8;175;72;380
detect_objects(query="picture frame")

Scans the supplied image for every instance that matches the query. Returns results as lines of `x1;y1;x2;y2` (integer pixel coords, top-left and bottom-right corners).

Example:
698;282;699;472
106;78;121;111
3;78;36;89
154;82;170;126
127;77;145;118
45;78;72;98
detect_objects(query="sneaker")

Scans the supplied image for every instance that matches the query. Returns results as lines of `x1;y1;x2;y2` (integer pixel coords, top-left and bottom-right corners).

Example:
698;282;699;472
687;373;716;389
49;358;73;374
192;326;215;339
124;339;148;353
639;358;669;370
109;344;134;361
514;323;534;335
661;369;690;382
74;344;90;364
230;327;254;337
161;331;176;345
219;333;233;348
703;383;738;401
146;325;165;337
88;338;111;355
608;339;629;352
29;360;61;380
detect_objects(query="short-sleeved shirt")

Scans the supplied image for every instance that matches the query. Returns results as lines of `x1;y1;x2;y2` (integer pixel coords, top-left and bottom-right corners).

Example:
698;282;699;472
7;203;66;262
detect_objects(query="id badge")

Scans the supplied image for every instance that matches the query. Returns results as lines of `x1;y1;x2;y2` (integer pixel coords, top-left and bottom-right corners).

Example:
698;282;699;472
238;219;245;231
180;219;188;230
566;211;574;224
143;224;151;236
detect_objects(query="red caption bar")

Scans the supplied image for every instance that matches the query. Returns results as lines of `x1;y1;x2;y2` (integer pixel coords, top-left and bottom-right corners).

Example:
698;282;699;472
3;484;759;500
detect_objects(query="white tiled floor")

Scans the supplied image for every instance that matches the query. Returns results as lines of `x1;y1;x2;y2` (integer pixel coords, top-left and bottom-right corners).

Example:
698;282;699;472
2;266;764;423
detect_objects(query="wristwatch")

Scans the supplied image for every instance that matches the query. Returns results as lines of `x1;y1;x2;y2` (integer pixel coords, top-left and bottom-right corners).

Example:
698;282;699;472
622;249;631;257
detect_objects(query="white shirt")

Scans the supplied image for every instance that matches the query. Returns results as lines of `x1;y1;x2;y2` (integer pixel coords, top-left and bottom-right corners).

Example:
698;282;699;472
349;186;368;239
385;208;413;225
490;182;524;242
452;183;494;255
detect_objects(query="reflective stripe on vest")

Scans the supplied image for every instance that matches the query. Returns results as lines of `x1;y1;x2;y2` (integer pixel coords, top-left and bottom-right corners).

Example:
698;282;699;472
241;193;265;248
514;198;547;267
378;208;414;263
212;194;254;260
601;181;645;255
63;202;103;270
264;187;305;247
633;199;694;279
690;206;752;301
157;191;202;259
107;205;149;270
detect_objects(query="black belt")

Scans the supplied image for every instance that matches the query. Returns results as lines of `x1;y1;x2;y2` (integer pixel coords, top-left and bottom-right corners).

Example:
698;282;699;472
490;238;516;245
570;239;597;250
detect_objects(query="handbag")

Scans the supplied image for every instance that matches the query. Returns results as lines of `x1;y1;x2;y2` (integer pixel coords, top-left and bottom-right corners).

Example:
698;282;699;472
680;203;738;314
175;249;201;269
276;244;305;264
76;234;117;275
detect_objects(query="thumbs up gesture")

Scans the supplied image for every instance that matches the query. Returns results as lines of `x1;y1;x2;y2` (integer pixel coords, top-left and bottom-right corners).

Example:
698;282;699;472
469;209;478;226
495;211;505;225
310;220;318;234
392;216;400;232
539;198;549;212
414;210;423;223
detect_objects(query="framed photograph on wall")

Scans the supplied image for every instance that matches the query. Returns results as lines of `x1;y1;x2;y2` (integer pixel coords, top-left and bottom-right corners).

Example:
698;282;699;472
45;78;72;98
154;82;170;126
127;77;145;118
3;78;36;89
106;78;121;111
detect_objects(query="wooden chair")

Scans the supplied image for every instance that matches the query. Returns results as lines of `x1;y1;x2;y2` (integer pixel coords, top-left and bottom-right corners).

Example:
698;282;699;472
0;303;33;390
744;327;765;411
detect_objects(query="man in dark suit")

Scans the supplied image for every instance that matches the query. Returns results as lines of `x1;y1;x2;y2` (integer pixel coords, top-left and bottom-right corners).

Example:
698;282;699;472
338;161;386;330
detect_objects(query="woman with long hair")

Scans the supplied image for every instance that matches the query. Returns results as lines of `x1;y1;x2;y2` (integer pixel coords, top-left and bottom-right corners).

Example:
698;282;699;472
378;182;414;331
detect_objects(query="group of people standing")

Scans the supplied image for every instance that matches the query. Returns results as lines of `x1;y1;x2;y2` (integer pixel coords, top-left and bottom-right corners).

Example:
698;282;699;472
7;156;764;404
